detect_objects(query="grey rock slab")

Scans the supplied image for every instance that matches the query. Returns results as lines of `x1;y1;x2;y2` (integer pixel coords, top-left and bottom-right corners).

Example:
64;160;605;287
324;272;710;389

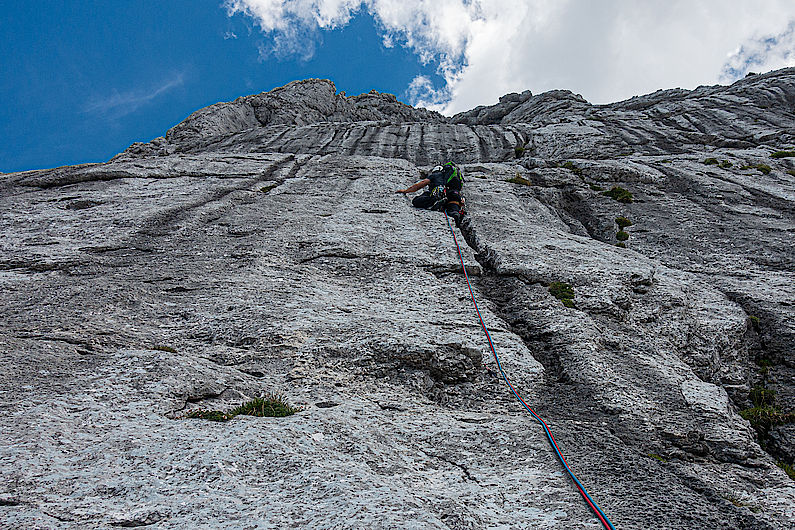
3;69;795;529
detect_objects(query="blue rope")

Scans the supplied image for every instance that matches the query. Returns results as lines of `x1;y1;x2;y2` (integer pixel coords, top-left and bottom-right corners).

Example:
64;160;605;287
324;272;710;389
444;213;616;530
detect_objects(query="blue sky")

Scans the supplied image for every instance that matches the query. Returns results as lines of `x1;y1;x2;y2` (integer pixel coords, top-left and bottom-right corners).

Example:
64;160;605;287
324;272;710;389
2;1;794;173
0;1;441;172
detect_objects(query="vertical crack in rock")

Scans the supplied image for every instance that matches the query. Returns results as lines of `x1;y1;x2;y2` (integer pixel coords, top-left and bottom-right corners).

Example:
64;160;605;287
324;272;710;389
458;216;501;272
4;71;795;529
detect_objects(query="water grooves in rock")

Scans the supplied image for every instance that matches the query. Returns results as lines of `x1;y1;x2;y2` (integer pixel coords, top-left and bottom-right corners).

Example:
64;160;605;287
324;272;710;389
3;70;795;529
136;154;297;237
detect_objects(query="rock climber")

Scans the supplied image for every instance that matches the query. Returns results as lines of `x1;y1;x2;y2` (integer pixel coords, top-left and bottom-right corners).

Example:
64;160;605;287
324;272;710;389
396;162;466;226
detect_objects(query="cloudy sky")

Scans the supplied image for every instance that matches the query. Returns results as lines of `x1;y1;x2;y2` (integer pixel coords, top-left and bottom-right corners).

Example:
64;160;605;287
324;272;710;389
2;0;794;171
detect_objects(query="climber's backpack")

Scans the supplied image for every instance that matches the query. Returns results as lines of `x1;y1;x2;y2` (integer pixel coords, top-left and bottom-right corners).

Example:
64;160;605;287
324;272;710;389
441;162;464;191
428;162;464;209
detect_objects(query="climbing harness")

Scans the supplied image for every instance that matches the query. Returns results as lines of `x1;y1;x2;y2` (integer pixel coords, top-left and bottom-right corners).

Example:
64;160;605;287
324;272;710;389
443;212;617;530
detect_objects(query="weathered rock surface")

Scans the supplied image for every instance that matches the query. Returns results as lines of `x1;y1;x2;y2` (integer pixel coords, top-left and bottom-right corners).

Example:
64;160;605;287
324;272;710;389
1;69;794;528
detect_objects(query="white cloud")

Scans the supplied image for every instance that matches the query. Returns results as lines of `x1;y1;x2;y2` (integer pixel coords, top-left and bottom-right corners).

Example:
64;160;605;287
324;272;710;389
85;73;185;118
225;0;795;113
406;75;450;111
720;21;795;81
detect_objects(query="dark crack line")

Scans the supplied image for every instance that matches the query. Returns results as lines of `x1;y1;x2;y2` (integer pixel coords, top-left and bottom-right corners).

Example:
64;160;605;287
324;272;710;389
298;251;366;264
426;451;481;484
41;509;75;522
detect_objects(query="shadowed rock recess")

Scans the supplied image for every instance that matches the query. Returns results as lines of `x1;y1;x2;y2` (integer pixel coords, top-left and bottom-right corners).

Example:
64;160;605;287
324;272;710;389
2;70;795;528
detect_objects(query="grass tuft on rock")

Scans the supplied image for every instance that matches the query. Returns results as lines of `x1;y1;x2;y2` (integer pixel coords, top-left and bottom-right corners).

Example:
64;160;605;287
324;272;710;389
260;183;278;193
186;395;302;422
549;281;574;299
739;405;794;431
153;345;177;353
719;160;733;169
739;378;794;436
601;186;633;203
230;395;301;418
506;174;532;186
703;157;719;165
561;298;576;308
647;453;667;463
741;164;772;175
770;150;795;158
549;281;576;308
749;385;776;407
757;358;772;376
616;242;627;248
777;461;795;480
185;410;234;422
616;230;630;241
562;161;583;176
615;216;633;229
514;145;526;158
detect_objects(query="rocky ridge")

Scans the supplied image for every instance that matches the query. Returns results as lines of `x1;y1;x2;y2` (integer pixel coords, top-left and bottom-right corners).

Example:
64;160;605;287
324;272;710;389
1;69;794;528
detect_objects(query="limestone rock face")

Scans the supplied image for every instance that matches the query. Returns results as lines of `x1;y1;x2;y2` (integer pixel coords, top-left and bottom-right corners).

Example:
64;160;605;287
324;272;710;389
2;70;794;529
164;78;447;151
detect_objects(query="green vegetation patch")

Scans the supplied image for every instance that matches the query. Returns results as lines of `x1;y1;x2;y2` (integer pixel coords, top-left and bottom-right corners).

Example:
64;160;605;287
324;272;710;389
514;145;526;158
615;242;627;248
647;453;667;463
719;160;733;169
506;174;532;186
549;281;576;308
229;396;301;418
589;184;605;191
186;395;302;422
153;345;177;353
703;157;719;165
260;183;278;193
757;358;772;376
787;170;795;177
601;186;633;203
749;385;776;407
739;405;795;431
185;410;234;422
777;461;795;481
549;281;574;299
616;230;630;242
770;150;795;158
741;164;772;175
739;378;794;436
615;216;633;229
562;161;583;176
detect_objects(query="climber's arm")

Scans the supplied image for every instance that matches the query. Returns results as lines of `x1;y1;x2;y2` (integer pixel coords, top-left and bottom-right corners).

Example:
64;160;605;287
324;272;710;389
396;179;430;194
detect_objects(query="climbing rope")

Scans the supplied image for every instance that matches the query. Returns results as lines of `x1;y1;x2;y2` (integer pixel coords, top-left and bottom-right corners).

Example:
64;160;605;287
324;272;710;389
444;212;617;530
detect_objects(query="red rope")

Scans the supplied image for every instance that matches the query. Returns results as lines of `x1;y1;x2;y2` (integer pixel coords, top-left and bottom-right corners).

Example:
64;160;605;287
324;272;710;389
444;212;615;530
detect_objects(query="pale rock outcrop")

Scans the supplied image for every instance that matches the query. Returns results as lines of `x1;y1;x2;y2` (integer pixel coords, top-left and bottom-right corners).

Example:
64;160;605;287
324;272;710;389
1;68;794;529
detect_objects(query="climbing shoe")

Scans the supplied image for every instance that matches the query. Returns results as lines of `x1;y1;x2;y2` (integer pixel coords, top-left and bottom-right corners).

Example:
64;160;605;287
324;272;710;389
449;209;463;227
